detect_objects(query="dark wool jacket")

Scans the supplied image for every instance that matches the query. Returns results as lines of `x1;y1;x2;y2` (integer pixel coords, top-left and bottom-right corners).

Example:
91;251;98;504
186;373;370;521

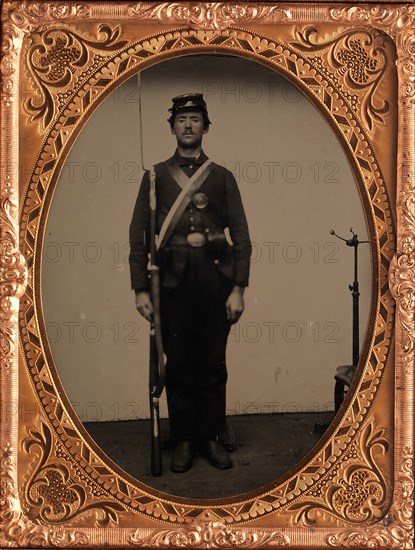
129;150;252;291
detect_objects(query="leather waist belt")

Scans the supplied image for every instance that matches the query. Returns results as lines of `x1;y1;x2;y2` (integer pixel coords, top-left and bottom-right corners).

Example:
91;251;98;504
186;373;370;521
169;232;227;248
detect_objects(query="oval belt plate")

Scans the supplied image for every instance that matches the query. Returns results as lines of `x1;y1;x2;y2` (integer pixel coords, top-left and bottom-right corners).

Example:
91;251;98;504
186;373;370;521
186;232;206;247
193;192;208;209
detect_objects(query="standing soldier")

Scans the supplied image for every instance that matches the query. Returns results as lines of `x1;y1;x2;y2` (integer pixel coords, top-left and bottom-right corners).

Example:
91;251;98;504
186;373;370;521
129;93;252;472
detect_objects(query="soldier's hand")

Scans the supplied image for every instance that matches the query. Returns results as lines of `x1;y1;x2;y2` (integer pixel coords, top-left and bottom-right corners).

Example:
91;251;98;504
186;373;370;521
135;291;154;322
226;286;245;324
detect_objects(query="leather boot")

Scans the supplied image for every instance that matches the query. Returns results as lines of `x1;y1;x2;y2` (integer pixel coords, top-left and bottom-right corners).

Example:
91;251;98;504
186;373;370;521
201;440;233;469
171;441;193;473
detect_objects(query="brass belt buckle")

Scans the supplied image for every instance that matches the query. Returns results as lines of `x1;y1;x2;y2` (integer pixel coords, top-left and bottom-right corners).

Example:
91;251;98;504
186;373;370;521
186;232;206;247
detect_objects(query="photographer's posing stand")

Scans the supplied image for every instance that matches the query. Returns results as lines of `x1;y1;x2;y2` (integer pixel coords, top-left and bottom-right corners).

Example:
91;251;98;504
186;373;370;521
332;228;369;412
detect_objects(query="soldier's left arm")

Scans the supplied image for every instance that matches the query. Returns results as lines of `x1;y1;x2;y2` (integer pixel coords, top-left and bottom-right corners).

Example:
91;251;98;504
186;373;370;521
223;169;252;289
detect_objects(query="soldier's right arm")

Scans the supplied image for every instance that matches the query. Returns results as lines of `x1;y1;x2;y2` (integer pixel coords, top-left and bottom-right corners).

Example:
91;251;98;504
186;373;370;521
135;290;154;322
129;170;151;292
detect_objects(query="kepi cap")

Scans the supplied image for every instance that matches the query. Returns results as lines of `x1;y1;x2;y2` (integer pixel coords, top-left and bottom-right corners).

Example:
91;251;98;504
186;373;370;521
168;93;211;124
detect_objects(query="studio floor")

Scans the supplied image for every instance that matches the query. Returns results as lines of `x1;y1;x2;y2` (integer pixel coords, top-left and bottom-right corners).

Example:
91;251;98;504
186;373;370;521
84;412;334;499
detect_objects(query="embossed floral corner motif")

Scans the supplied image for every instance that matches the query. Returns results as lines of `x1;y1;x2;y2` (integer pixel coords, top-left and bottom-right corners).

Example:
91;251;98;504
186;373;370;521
326;447;414;548
287;422;390;526
24;25;128;128
293;27;389;135
22;420;126;526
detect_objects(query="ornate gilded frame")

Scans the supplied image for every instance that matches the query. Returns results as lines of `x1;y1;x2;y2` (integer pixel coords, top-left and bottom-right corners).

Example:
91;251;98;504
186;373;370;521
1;1;414;548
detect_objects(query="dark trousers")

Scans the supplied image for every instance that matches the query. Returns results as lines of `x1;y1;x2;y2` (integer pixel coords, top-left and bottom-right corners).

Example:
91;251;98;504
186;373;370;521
161;247;233;441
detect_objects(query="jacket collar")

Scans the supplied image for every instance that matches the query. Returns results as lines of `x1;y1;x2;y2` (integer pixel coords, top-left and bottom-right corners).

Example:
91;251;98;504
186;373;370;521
172;149;208;167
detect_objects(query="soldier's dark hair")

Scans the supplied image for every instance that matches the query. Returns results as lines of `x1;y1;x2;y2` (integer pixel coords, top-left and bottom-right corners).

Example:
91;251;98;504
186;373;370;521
168;109;211;130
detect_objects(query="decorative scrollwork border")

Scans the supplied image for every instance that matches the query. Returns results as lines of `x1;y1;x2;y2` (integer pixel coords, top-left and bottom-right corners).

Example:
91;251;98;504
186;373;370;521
17;23;394;526
0;2;413;548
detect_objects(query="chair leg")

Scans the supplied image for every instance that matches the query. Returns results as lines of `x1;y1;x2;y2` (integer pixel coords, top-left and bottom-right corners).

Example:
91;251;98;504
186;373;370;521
334;380;345;412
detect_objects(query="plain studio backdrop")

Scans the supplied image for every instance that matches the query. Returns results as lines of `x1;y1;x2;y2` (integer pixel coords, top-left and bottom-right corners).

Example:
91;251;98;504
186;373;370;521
42;55;371;423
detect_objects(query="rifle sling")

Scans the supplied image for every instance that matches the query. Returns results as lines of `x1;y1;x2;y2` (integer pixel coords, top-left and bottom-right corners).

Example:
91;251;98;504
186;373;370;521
157;160;215;250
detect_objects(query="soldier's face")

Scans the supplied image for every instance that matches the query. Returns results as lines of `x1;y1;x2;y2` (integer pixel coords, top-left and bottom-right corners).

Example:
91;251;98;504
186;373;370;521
171;111;208;148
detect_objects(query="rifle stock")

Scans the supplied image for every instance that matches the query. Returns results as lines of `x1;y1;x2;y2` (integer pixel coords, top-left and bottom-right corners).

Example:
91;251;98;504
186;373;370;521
149;326;162;476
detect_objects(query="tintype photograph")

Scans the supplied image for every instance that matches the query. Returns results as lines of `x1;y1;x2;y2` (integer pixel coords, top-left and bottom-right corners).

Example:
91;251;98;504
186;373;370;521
42;55;372;498
1;1;413;549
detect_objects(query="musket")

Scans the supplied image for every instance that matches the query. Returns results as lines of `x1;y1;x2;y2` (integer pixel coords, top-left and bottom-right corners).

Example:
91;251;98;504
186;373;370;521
148;167;166;476
137;73;165;476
